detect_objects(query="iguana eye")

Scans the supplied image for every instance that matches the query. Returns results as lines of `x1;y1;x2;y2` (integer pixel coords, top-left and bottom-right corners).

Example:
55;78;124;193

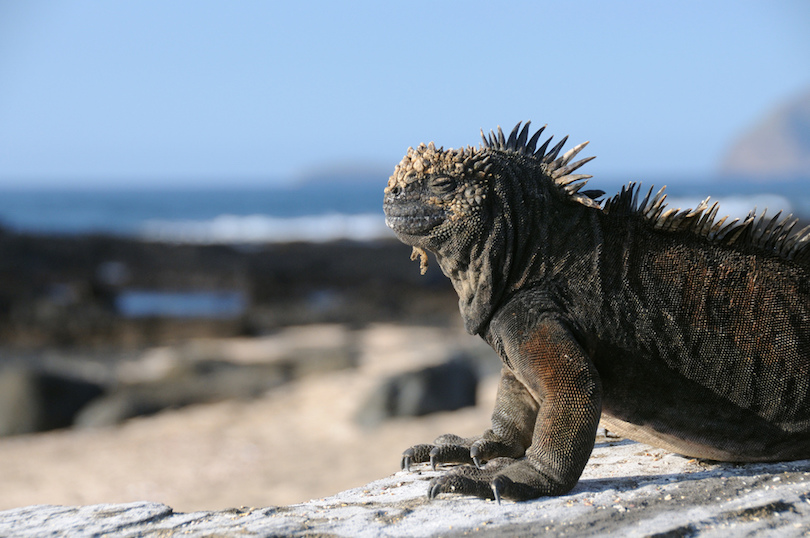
430;176;457;196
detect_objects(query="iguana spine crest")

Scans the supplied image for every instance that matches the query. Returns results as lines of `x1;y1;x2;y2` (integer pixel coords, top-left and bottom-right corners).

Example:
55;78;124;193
480;122;600;208
604;183;810;263
399;121;810;266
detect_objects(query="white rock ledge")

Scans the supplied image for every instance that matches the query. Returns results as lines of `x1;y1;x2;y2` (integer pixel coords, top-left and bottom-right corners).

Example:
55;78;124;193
3;439;810;537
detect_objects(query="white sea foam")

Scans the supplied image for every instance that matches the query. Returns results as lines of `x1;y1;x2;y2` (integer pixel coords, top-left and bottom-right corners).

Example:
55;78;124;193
665;194;794;221
140;213;394;244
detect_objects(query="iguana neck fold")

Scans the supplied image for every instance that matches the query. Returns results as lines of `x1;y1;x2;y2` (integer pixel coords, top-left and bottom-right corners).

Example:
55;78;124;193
433;161;596;335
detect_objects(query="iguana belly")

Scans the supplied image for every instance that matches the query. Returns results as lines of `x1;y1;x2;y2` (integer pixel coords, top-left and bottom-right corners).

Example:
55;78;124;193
595;347;810;462
599;413;810;461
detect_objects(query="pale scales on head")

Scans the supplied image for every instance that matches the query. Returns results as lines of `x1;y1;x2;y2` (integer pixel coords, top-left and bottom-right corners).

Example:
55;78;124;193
385;142;490;225
389;121;810;267
385;121;600;211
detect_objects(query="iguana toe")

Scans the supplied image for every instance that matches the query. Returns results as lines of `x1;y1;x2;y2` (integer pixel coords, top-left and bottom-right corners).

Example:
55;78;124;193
427;481;442;500
426;468;496;501
428;444;474;467
424;459;570;501
400;444;433;471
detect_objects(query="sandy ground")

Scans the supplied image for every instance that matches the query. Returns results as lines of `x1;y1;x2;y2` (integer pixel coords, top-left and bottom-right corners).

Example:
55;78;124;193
0;324;500;512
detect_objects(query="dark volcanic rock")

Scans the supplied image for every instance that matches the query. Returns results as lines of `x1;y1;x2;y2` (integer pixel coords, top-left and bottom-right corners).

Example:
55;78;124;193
73;361;292;427
0;367;104;435
356;355;479;427
0;232;458;347
75;345;358;428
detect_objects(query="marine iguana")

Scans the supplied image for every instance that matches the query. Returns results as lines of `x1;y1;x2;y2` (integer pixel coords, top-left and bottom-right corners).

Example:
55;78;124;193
382;122;810;503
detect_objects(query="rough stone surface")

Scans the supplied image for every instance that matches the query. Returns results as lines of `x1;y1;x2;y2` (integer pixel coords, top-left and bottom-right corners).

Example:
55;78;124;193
3;438;810;537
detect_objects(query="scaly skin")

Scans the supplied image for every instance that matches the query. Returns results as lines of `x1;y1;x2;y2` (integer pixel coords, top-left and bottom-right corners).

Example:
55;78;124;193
383;122;810;502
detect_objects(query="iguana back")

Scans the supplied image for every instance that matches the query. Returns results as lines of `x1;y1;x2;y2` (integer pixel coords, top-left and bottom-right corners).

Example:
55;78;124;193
586;206;810;461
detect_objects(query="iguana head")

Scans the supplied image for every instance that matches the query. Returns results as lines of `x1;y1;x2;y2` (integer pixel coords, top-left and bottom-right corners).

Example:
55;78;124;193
383;122;599;274
382;139;491;265
383;121;600;332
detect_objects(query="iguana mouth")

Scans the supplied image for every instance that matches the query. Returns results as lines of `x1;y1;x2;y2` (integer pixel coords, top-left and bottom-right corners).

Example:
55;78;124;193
384;207;446;235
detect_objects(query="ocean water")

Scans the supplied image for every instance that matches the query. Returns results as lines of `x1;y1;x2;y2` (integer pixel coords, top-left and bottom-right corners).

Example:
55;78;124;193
0;182;390;243
0;177;808;243
115;289;247;318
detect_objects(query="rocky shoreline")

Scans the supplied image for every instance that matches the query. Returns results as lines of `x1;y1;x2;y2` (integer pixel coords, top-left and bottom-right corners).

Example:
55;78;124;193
0;230;465;436
0;228;458;348
0;324;499;511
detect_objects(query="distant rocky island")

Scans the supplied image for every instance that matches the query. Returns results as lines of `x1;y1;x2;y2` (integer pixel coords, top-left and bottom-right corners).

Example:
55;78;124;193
721;88;810;179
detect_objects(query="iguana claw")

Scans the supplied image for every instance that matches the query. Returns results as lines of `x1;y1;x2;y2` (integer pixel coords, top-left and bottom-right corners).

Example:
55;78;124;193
491;477;504;505
401;448;415;471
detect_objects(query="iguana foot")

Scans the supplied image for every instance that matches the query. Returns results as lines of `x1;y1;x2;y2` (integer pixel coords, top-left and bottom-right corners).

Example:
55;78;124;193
400;432;524;471
427;459;568;502
426;458;511;500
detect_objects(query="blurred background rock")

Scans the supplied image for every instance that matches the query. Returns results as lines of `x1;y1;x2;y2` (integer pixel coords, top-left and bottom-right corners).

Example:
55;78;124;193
0;235;468;431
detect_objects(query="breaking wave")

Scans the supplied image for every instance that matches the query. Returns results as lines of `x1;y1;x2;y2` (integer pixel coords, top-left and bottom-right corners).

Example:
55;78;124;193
666;194;794;221
139;213;393;244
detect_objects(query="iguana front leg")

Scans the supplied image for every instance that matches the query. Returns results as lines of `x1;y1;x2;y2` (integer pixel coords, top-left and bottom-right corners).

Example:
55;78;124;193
401;367;539;471
406;314;603;502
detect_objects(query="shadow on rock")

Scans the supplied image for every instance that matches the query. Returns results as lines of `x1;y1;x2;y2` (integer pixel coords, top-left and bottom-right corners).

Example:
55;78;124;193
573;457;810;496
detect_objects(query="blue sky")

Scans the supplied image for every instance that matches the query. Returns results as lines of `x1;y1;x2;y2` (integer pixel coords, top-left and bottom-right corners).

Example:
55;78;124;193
0;1;808;189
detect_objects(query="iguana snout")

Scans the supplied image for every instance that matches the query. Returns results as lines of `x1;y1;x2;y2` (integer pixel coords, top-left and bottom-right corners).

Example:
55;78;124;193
383;185;447;237
383;140;493;253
